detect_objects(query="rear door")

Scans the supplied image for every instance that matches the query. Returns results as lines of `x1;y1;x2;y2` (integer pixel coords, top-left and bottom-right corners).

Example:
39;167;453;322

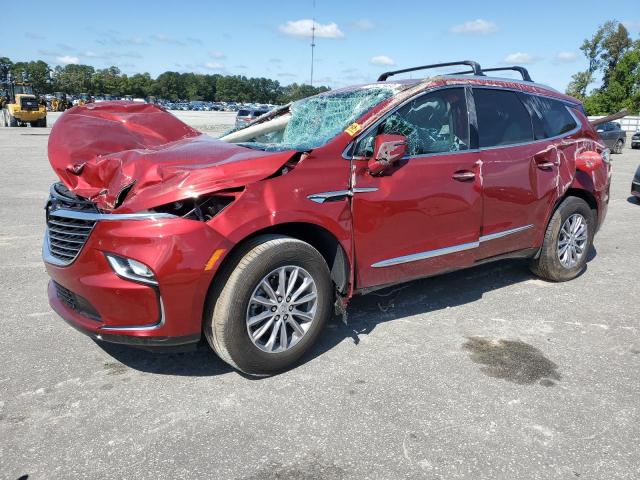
473;88;544;259
351;87;482;289
473;89;582;260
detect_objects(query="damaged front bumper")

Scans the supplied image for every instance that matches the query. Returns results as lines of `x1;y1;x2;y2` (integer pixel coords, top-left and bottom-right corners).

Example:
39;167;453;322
43;198;231;348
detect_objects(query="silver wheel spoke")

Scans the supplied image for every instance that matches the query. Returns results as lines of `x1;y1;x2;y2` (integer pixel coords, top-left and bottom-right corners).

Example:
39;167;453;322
276;267;287;297
264;319;281;351
557;213;588;269
252;316;275;341
247;310;273;327
287;317;305;337
260;280;278;302
291;277;312;302
279;321;288;350
292;308;314;322
251;295;276;307
291;292;317;306
285;267;299;297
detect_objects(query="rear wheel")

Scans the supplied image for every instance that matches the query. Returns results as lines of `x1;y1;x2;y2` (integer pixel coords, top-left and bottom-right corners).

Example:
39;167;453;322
530;197;594;282
204;235;332;375
614;139;624;154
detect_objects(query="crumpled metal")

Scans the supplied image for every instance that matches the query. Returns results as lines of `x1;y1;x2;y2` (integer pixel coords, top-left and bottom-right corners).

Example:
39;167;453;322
48;102;294;212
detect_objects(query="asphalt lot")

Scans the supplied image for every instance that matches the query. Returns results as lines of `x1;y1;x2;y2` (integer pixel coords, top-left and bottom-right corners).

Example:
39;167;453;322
1;114;639;480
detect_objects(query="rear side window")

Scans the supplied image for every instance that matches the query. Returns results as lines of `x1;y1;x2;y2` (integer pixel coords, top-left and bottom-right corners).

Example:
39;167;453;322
522;95;578;139
474;89;533;148
237;110;250;116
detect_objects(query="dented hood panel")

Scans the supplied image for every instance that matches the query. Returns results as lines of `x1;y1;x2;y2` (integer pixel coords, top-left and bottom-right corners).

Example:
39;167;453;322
48;102;294;212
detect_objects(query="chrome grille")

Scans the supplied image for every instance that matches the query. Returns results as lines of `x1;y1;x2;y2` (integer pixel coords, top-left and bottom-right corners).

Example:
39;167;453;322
45;183;98;265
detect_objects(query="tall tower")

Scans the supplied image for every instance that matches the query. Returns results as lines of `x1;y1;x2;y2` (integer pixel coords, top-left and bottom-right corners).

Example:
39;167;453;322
310;0;316;86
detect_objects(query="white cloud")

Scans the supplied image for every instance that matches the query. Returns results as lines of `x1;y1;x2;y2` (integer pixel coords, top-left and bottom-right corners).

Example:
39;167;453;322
503;52;539;65
352;19;376;31
56;55;79;65
555;51;578;63
370;55;395;66
279;19;344;39
210;51;226;59
450;19;498;35
204;62;225;70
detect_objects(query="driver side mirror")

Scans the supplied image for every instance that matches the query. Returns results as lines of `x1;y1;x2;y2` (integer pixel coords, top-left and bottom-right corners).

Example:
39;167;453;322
368;134;408;176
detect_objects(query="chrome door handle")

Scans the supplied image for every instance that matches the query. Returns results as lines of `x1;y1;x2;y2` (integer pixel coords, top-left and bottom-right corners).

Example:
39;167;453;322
536;161;555;171
452;171;475;181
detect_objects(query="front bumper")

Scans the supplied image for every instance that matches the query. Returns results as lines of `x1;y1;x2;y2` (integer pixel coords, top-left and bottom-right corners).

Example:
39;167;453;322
13;109;46;121
44;213;230;347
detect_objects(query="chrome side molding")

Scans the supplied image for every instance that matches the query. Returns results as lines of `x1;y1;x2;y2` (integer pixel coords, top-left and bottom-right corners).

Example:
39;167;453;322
372;224;534;268
307;187;378;204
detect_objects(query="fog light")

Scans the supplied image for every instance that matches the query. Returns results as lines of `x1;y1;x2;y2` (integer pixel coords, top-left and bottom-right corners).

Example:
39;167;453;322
105;253;158;285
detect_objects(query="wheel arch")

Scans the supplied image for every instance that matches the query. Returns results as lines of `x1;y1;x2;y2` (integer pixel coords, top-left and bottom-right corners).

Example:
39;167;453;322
209;221;351;299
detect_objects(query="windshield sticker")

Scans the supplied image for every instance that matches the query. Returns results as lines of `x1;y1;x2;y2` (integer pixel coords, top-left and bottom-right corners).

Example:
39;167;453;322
345;123;362;136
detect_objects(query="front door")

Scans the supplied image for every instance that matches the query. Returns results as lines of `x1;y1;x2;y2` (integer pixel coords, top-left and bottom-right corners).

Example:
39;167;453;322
350;87;482;290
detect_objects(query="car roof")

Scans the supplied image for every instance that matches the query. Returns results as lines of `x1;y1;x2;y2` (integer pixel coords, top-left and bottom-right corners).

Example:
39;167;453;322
364;74;581;105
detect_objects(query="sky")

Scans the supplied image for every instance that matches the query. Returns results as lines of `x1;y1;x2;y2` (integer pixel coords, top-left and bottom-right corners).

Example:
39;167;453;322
5;0;640;92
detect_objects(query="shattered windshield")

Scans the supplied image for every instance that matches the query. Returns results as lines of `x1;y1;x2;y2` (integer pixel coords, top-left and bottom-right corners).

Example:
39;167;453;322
226;85;402;151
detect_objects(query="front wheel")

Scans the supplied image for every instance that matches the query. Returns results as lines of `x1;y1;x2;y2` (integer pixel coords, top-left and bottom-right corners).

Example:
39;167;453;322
530;197;595;282
204;235;333;375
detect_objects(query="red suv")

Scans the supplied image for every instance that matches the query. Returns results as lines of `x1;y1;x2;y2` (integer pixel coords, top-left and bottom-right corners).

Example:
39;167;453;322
44;61;611;374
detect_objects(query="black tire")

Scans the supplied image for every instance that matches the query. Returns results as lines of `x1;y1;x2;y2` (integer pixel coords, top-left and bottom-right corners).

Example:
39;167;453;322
7;111;17;127
530;197;595;282
614;139;624;154
32;118;47;128
204;235;333;375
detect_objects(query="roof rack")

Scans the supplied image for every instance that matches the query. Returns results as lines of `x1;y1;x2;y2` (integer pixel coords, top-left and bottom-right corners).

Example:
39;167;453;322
450;66;533;82
377;60;484;82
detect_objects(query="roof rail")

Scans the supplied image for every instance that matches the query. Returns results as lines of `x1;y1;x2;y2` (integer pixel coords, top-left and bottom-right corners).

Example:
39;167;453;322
450;66;533;82
377;60;484;82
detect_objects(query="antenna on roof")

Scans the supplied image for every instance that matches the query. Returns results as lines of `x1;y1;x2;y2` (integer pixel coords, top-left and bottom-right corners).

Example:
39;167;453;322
310;0;316;86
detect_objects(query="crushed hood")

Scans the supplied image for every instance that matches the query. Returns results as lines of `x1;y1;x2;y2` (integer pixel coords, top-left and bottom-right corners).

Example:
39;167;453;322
48;102;295;212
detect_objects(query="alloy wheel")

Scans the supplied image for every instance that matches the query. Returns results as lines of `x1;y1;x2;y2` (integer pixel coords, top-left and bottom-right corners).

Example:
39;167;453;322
557;213;588;268
246;265;318;353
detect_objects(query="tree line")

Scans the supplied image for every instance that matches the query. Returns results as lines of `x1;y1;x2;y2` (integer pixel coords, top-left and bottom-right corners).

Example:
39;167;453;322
0;57;330;104
566;20;640;115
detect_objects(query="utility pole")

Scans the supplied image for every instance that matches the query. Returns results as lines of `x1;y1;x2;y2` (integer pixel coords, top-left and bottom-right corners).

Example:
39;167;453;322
310;0;316;86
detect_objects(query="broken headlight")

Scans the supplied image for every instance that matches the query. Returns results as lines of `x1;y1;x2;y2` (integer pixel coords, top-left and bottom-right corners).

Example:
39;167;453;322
150;193;236;221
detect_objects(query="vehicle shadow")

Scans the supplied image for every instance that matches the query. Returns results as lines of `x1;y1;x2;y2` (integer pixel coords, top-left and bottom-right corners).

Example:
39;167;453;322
98;251;597;378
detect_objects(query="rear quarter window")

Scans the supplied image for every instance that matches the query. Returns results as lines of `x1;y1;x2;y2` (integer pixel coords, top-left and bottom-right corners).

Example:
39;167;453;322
237;110;251;116
522;95;578;139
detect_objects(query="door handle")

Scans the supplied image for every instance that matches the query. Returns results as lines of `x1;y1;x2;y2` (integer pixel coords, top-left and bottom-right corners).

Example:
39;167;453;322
452;170;475;181
535;160;555;171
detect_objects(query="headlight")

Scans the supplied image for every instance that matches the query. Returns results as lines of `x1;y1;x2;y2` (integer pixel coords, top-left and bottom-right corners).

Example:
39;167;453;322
105;253;158;285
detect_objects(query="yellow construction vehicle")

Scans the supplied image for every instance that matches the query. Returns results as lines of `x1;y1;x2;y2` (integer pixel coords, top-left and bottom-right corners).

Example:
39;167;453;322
50;92;72;112
77;93;92;106
1;76;47;127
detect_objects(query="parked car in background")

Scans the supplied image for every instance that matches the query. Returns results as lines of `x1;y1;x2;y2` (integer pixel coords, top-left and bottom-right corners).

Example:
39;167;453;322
631;130;640;149
632;165;640;201
596;121;626;153
235;108;269;128
43;61;611;375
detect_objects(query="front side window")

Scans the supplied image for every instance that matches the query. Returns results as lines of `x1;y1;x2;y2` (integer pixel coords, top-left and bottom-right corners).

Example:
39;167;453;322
474;89;533;148
523;95;578;139
354;88;469;157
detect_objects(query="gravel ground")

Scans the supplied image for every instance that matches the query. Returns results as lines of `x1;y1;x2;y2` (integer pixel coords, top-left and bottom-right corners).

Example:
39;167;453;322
0;116;639;480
